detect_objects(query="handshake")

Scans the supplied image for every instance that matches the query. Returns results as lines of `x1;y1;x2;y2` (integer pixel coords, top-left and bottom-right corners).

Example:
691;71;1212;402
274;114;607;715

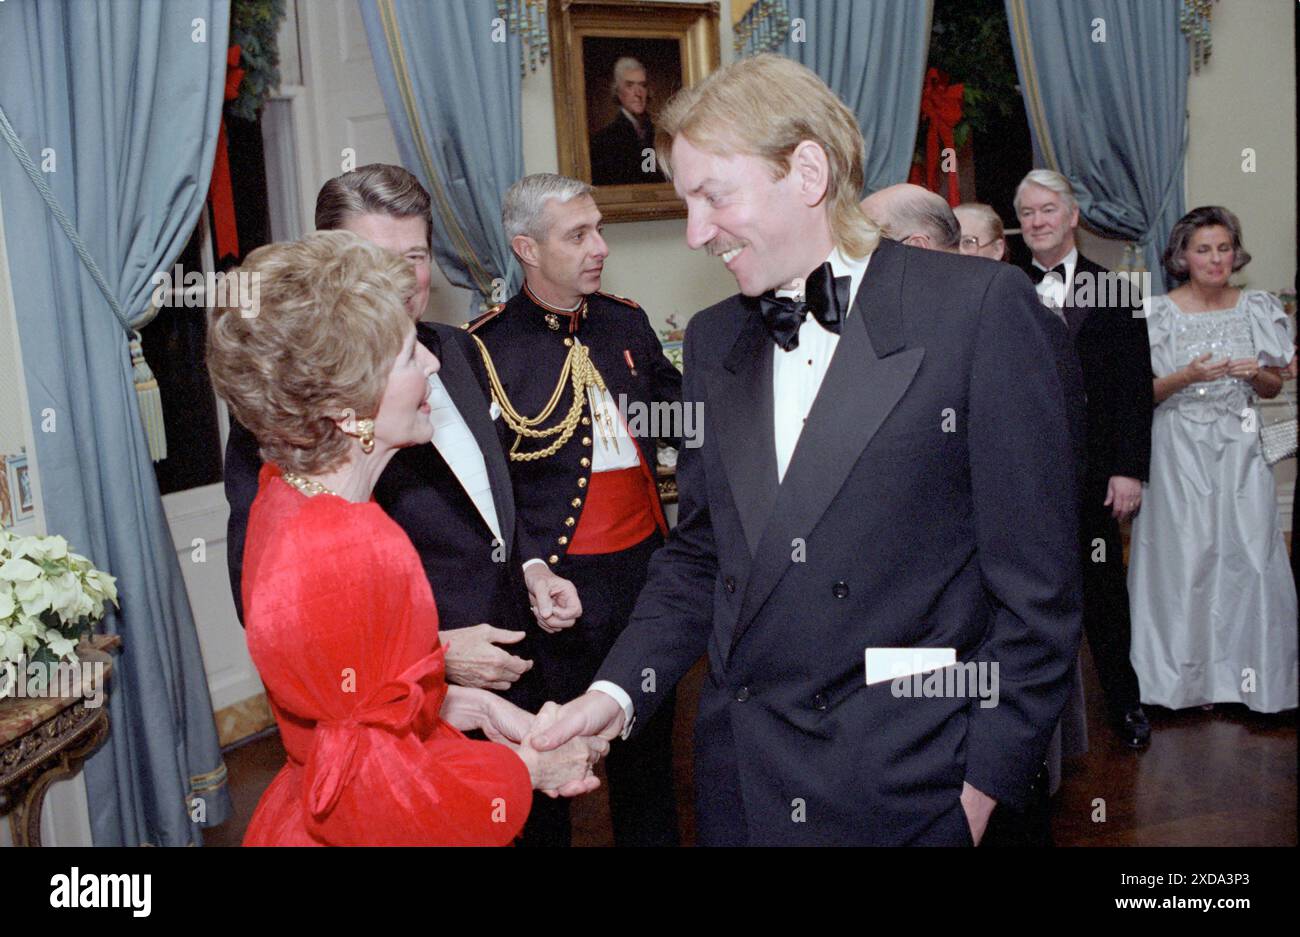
480;691;629;797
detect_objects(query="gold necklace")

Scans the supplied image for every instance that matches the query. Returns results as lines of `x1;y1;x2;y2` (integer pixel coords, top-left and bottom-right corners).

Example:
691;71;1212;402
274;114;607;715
281;471;341;499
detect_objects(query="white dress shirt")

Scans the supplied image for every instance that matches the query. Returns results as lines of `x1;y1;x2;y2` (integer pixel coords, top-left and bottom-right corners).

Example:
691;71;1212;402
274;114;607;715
1032;246;1078;311
426;373;502;545
772;247;871;481
591;245;872;734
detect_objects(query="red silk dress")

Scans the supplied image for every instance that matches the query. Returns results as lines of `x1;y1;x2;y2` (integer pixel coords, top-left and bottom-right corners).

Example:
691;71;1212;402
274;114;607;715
240;464;531;846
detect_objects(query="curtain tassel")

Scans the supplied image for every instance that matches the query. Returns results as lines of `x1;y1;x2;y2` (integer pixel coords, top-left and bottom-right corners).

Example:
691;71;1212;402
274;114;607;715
129;331;167;463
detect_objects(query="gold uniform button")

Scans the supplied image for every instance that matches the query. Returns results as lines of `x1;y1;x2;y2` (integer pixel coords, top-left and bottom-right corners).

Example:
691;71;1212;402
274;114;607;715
564;517;576;527
580;457;591;468
571;497;582;508
558;536;569;545
581;417;591;426
563;337;574;347
581;436;592;446
548;554;559;565
577;477;588;488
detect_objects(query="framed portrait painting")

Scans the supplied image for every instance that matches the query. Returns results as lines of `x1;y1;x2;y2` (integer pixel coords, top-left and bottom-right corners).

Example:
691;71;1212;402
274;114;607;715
549;0;721;223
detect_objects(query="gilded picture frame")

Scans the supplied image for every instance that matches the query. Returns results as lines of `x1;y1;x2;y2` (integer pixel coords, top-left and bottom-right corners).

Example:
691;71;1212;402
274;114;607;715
549;0;721;223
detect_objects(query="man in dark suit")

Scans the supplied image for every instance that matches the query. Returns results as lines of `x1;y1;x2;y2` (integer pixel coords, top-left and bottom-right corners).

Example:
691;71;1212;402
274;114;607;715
224;165;582;703
531;55;1082;846
1016;169;1154;751
589;57;665;186
467;172;683;846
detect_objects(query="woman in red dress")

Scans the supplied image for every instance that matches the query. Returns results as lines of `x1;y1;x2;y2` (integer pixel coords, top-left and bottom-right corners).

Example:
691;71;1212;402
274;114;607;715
207;231;605;846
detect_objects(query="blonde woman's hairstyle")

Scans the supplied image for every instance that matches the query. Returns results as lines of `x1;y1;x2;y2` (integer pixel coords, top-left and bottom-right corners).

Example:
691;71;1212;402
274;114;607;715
206;230;415;475
315;164;433;245
654;53;879;258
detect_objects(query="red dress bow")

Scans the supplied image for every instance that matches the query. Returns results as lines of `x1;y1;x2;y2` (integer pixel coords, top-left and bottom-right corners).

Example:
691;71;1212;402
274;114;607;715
304;646;448;819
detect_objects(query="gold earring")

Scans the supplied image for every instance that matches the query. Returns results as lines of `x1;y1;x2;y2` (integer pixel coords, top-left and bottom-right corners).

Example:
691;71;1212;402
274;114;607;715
341;416;375;453
355;418;375;454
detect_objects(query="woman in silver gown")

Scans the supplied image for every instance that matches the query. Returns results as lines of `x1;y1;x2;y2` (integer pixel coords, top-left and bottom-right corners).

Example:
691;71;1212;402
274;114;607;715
1128;206;1297;714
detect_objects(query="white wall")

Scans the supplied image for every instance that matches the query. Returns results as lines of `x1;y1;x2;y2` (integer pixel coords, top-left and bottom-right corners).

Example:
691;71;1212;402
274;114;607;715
1186;0;1296;293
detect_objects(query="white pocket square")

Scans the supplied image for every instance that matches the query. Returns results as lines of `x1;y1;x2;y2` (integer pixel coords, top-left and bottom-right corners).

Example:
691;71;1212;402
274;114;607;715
865;647;957;686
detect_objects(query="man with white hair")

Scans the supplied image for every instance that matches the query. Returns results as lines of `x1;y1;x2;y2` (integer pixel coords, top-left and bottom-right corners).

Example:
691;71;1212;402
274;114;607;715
860;183;962;251
590;56;665;185
1015;168;1154;751
467;173;682;845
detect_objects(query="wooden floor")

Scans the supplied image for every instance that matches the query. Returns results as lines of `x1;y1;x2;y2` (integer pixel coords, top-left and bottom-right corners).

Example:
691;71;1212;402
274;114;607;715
204;639;1295;847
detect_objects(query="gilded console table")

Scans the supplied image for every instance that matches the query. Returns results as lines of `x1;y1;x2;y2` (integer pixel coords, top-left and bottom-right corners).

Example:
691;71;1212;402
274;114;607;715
0;634;119;846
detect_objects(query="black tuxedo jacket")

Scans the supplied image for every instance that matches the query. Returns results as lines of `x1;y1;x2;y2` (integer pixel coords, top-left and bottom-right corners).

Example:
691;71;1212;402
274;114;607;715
224;322;527;637
590;113;664;186
595;239;1083;845
1058;253;1153;501
468;288;681;569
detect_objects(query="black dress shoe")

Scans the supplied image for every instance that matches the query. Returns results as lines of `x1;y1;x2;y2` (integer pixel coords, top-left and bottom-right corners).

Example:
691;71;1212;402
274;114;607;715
1117;706;1151;749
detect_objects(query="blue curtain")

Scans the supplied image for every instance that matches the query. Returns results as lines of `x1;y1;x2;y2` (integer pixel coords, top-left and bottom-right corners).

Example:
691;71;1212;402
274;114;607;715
780;0;933;195
1006;0;1189;291
0;0;231;844
360;0;524;314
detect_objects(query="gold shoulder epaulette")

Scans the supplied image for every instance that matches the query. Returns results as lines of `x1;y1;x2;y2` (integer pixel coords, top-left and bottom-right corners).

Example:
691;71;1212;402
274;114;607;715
596;290;641;309
465;303;506;333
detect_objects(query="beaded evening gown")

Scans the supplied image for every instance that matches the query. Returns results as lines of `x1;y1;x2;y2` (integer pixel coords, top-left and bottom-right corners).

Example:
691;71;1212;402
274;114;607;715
1128;290;1297;713
240;464;531;845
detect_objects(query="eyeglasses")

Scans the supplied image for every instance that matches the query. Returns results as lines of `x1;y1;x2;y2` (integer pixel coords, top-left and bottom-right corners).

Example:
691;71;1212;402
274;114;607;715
959;235;1000;254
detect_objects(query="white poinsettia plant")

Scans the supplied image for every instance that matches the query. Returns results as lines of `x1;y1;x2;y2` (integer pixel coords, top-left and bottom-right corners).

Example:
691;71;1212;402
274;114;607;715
0;529;118;676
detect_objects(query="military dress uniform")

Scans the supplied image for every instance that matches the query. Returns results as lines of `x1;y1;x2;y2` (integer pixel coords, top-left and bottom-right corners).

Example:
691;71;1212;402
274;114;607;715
468;282;682;847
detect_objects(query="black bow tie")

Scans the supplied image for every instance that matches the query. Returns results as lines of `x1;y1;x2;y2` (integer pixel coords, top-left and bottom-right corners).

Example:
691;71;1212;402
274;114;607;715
1033;263;1067;285
758;262;850;352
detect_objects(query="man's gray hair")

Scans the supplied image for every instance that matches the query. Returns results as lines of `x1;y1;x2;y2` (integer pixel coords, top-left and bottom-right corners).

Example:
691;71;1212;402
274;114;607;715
1014;168;1078;214
866;185;961;250
502;173;595;242
611;56;646;99
898;188;961;250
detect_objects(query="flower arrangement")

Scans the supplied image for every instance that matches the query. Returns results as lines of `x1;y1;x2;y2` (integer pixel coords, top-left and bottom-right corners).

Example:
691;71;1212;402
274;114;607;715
0;530;118;688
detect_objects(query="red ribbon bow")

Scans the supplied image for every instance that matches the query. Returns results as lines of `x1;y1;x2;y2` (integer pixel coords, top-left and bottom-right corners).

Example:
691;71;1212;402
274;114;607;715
304;647;448;819
911;67;964;207
209;44;245;262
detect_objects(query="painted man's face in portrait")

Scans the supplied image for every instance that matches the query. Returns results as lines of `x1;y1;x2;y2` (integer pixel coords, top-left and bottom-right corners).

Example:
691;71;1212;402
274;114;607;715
616;67;648;117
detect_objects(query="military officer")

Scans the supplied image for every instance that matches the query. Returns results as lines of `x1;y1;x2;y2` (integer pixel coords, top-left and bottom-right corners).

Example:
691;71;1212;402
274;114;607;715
468;173;683;846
